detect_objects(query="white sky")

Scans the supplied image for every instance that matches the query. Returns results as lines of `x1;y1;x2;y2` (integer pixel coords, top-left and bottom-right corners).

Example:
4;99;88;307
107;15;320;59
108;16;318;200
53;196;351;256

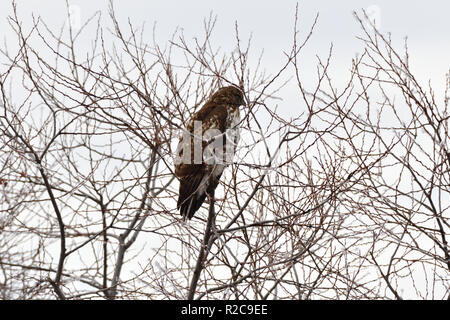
1;1;448;89
1;0;448;122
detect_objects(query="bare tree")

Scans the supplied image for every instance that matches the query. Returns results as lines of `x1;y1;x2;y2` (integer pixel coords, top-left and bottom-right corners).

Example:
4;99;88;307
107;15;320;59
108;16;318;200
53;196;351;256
0;3;447;300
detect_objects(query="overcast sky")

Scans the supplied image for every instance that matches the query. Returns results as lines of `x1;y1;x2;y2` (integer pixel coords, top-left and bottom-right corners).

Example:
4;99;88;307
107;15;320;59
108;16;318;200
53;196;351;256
0;1;448;110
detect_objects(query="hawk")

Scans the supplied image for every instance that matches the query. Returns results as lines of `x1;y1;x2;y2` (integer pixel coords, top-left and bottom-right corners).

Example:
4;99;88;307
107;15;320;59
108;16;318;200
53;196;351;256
175;86;244;220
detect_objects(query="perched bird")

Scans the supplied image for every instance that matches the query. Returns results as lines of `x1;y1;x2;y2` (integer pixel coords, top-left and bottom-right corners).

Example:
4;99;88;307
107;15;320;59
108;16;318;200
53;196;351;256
175;86;244;220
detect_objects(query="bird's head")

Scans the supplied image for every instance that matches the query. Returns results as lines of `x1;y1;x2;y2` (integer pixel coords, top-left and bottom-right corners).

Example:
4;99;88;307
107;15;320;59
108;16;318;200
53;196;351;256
212;86;245;109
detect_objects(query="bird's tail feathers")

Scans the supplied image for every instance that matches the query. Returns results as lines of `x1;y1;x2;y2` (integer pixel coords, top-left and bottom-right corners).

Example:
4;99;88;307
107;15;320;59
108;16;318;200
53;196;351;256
177;174;207;220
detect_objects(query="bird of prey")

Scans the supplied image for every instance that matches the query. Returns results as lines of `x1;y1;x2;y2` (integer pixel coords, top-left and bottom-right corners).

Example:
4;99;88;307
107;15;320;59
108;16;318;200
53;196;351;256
175;86;244;220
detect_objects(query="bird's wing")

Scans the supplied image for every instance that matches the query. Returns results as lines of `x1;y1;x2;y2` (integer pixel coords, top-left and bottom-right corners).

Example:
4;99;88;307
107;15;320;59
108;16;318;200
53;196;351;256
175;104;229;219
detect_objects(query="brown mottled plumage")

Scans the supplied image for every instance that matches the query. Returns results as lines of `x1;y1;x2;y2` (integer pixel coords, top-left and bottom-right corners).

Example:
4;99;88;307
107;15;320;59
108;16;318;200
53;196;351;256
175;86;244;220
